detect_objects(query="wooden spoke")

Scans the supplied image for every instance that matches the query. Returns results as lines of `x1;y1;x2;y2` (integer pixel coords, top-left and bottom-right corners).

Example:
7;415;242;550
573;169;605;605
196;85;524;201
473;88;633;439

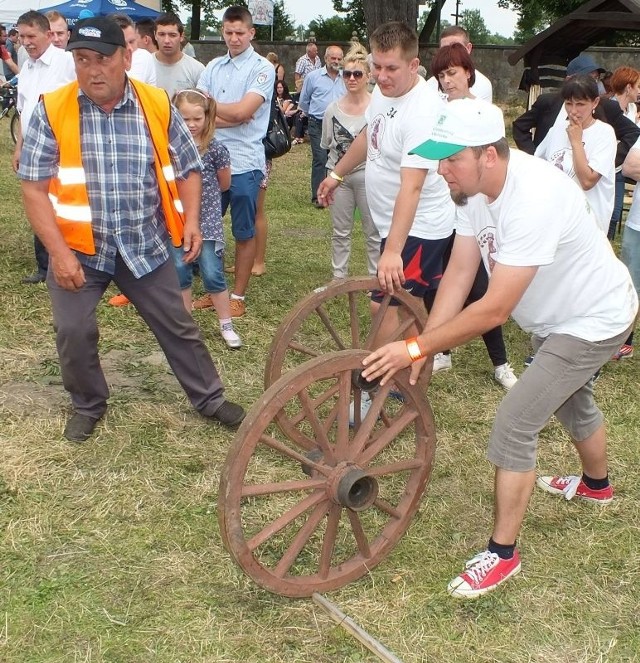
221;349;435;597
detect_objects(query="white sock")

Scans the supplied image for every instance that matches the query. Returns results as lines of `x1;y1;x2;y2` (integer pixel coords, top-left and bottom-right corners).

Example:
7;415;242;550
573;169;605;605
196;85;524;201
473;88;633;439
230;294;245;301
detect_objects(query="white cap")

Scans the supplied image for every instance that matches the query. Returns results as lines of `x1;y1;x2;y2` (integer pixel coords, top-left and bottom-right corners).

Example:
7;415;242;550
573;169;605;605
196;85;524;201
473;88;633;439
410;98;506;160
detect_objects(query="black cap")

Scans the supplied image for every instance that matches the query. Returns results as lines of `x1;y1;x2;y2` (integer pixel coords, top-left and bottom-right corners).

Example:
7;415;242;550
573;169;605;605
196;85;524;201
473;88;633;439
67;17;125;56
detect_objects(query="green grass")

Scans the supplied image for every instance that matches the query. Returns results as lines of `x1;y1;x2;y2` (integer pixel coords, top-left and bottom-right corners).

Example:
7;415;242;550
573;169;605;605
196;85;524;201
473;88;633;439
1;118;639;663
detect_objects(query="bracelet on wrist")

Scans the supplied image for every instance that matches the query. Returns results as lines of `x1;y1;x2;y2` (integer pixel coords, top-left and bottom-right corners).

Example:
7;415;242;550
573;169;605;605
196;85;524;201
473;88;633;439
329;171;344;183
405;337;424;362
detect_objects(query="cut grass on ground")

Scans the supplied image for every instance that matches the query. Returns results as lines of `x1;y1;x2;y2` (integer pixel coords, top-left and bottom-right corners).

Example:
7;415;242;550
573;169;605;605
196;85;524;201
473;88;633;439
1;120;639;663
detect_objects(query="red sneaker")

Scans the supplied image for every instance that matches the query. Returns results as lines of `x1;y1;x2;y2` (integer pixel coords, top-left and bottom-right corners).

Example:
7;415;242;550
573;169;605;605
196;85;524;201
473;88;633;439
611;344;633;360
536;475;613;504
448;549;521;599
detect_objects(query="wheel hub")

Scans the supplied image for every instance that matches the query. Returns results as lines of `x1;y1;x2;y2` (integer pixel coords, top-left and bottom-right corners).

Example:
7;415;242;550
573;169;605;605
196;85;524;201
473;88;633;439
326;462;379;511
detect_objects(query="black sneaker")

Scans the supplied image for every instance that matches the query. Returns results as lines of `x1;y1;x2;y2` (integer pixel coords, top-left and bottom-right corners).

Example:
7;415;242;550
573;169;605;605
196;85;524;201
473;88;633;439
208;400;245;428
22;272;46;284
63;413;100;442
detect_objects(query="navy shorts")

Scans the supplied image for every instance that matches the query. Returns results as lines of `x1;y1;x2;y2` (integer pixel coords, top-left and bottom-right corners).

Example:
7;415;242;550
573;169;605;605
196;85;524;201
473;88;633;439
221;170;262;241
371;234;453;303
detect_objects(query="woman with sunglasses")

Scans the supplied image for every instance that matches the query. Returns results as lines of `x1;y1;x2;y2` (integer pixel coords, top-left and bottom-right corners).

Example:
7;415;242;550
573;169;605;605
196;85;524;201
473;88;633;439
320;43;380;279
428;43;518;389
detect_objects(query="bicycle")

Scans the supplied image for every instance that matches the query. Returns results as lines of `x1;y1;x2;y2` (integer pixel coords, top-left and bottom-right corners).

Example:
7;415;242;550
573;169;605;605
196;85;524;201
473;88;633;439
0;85;19;144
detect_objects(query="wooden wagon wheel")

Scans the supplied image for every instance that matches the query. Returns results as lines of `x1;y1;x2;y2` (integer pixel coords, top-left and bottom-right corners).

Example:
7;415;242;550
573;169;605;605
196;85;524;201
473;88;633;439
219;350;436;598
264;277;428;444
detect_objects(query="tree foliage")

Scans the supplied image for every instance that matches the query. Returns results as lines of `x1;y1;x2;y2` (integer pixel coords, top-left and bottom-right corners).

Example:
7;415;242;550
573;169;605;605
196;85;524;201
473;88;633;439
459;8;490;44
175;0;294;40
309;15;361;42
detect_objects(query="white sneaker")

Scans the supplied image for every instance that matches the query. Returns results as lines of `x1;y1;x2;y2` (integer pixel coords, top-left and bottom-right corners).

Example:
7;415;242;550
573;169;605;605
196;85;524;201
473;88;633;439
494;362;517;389
348;391;372;427
220;323;242;349
432;352;452;373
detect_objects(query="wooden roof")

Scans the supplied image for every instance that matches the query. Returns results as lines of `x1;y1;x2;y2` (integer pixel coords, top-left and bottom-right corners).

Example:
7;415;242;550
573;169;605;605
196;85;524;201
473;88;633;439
508;0;640;68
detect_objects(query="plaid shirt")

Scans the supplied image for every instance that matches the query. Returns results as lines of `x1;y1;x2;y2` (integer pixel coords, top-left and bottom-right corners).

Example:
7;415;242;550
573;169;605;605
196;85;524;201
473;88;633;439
18;80;202;278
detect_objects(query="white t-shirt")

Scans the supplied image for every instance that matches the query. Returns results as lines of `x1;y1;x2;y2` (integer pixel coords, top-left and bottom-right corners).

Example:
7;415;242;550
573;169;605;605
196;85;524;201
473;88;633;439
623;136;640;231
455;150;638;341
426;68;492;102
17;44;76;134
364;77;455;240
154;53;204;98
534;117;616;233
130;48;157;86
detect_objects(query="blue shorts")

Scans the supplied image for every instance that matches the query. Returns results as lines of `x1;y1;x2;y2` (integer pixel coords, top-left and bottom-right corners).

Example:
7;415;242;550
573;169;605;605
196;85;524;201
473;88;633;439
170;240;227;294
371;234;453;303
221;170;262;241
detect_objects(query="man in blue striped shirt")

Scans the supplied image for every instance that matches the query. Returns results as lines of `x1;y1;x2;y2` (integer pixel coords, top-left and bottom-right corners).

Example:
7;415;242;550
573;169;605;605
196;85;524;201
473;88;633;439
18;17;245;441
197;5;274;318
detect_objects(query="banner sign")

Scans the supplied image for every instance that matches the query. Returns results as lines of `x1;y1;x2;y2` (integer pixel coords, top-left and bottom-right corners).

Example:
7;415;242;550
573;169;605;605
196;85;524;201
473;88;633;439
248;0;274;26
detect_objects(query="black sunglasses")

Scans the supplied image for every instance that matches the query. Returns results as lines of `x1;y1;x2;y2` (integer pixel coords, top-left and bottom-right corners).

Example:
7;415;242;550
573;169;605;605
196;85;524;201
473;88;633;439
342;70;364;80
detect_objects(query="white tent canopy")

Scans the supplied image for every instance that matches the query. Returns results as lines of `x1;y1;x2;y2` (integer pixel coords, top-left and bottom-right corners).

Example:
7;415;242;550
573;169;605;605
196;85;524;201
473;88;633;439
0;0;160;26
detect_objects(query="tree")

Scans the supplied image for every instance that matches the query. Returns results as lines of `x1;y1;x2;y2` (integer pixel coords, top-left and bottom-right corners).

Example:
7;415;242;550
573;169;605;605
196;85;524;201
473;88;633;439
333;0;419;39
175;0;295;41
459;8;490;44
497;0;581;42
308;15;361;42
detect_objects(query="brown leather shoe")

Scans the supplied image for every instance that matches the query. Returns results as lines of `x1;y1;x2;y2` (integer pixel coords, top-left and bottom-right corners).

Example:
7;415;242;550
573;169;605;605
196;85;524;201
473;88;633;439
192;294;214;310
229;298;245;317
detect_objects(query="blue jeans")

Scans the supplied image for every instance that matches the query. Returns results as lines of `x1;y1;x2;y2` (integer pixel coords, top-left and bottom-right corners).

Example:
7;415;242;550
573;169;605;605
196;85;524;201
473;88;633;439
170;240;227;294
308;116;328;203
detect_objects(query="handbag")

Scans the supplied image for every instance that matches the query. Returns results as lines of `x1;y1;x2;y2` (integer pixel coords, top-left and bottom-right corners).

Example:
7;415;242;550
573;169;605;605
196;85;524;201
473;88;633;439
263;93;292;159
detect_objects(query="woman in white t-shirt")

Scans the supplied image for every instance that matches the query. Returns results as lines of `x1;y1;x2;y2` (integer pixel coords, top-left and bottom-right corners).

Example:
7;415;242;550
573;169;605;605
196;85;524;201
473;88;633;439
607;66;640;238
535;75;616;234
428;43;517;389
321;43;380;279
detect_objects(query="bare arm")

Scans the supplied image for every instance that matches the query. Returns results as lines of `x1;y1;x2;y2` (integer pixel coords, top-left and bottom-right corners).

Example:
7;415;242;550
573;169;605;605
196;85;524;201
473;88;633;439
567;120;601;190
217;166;231;193
21;179;85;290
216;92;264;124
376;167;428;294
362;236;538;385
622;146;640;180
316;130;368;204
176;170;202;263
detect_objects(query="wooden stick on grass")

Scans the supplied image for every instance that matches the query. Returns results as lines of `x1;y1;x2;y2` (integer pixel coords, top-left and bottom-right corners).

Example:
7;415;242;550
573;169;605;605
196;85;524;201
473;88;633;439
312;593;404;663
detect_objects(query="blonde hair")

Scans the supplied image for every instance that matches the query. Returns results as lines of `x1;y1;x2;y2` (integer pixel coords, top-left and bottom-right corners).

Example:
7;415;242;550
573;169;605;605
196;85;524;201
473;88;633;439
343;42;369;73
172;89;216;153
266;52;278;65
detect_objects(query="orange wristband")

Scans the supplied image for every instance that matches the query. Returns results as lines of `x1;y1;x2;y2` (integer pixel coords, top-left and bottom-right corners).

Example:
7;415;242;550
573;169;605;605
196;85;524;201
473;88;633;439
405;337;424;362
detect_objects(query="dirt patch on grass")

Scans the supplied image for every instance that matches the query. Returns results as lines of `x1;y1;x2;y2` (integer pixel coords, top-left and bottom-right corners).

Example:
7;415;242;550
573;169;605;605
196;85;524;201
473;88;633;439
0;349;178;417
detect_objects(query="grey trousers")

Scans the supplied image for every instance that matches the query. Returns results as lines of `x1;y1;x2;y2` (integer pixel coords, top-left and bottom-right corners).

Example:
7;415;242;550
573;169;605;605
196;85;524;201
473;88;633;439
47;255;226;419
488;325;633;472
330;169;380;279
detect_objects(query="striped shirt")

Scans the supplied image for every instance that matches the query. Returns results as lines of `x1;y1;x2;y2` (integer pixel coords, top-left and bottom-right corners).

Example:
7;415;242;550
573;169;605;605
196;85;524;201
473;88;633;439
18;80;202;279
197;45;274;175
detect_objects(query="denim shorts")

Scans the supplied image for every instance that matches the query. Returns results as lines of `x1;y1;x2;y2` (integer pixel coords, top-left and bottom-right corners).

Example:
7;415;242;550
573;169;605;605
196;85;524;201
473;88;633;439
621;225;640;297
170;240;227;294
221;170;262;241
488;326;632;472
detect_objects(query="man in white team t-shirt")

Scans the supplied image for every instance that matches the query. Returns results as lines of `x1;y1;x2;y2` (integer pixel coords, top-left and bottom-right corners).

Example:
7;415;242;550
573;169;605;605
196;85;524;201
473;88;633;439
426;25;492;102
318;21;454;311
362;99;638;599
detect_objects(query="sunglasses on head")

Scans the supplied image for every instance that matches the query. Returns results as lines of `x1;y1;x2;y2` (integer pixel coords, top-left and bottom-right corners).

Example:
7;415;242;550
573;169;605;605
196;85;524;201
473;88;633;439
342;69;364;79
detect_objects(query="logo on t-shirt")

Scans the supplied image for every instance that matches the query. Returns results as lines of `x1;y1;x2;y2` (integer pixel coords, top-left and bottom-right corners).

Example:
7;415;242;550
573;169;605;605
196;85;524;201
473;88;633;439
477;226;497;273
257;72;268;85
368;114;385;161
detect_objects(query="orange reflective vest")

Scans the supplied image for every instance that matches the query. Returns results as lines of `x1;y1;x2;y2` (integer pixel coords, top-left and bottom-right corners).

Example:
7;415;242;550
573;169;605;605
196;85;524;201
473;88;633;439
42;78;186;255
